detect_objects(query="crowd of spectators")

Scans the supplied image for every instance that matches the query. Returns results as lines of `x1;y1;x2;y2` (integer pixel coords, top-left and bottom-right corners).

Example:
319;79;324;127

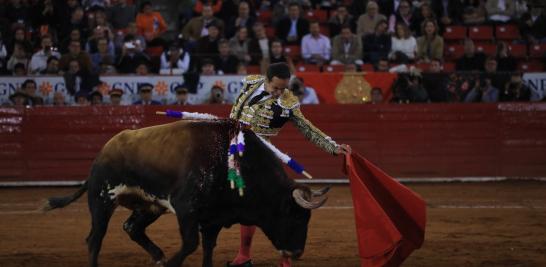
1;0;545;106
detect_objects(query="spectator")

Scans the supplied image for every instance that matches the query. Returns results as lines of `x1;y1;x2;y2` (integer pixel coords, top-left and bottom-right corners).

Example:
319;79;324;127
52;92;67;106
416;19;444;62
357;1;387;37
375;57;390;72
91;37;116;73
462;0;487;25
215;39;239;74
90;9;115;41
60;7;87;41
378;0;400;17
432;0;463;27
486;0;515;24
484;56;509;90
108;88;124;105
74;90;90;106
200;58;217;75
413;3;437;36
88;90;103;105
160;43;191;73
501;72;531;101
226;1;256;38
276;3;310;45
133;83;161;105
7;42;29;74
329;5;356;38
422;58;449;102
514;0;529;19
0;32;6;74
195;22;222;58
7;27;32;55
64;59;100;96
106;0;136;30
388;0;419;34
182;4;225;42
42;56;60;75
60;40;92;73
13;63;27;76
268;39;289;65
86;26;116;56
136;1;167;44
29;35;61;74
290;77;319;104
519;5;546;44
496;41;517;72
8;90;29;107
172;86;190;105
363;20;392;64
248;23;271;65
370;87;384;104
229;26;252;64
455;39;486;72
331;25;363;65
60;29;84;55
116;40;150;74
135;62;150;75
464;75;499;102
5;0;30;27
236;63;247;75
207;83;226;104
301;21;331;64
389;23;417;63
391;72;429;103
272;0;291;26
116;22;147;53
21;79;44;106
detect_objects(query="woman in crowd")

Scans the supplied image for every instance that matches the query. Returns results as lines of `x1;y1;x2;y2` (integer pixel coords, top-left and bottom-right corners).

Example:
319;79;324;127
416;19;444;62
390;23;417;63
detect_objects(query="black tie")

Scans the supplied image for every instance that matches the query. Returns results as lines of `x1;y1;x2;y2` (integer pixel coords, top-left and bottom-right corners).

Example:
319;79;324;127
247;91;269;106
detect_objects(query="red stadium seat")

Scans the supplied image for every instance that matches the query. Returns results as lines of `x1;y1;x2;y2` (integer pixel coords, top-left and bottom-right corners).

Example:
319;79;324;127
305;9;328;23
468;26;493;41
265;26;275;39
319;25;330;36
443;26;467;42
508;44;527;59
246;65;261;74
518;61;544;72
257;10;272;25
445;44;465;60
324;65;345;72
443;62;455;72
475;44;497;56
529;44;546;58
284;45;301;58
296;64;321;72
496;25;521;40
361;64;375;72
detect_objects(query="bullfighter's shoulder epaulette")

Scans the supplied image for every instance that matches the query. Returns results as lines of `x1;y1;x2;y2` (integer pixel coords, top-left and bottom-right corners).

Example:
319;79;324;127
242;75;265;85
277;89;300;110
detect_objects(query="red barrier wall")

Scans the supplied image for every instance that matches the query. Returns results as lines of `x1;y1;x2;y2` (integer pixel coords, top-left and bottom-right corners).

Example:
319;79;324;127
1;104;545;182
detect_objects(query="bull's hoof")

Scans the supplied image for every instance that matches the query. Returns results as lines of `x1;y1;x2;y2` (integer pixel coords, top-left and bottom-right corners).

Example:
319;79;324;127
226;260;253;267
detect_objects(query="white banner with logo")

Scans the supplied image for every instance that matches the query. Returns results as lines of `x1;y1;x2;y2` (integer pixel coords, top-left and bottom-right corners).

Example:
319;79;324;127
0;75;247;105
523;72;546;101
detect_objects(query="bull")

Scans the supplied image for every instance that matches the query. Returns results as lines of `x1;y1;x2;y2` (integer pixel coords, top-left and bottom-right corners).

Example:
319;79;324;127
44;120;329;267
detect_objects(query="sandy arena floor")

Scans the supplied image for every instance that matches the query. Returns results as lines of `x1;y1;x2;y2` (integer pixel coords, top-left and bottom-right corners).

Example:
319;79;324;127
0;181;545;267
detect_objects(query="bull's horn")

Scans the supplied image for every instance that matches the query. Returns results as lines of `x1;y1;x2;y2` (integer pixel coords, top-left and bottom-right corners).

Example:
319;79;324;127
292;189;328;210
312;186;330;197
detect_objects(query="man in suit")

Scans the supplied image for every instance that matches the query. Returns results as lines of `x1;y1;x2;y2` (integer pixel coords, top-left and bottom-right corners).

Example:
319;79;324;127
133;83;161;105
431;0;463;26
276;3;310;45
182;4;225;42
226;1;256;38
331;25;363;65
171;85;190;105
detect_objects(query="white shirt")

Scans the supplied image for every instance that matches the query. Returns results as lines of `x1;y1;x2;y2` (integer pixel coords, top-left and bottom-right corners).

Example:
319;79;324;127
29;49;61;74
248;82;271;103
301;34;331;60
390;36;416;59
160;50;191;73
258;38;269;59
301;87;319;104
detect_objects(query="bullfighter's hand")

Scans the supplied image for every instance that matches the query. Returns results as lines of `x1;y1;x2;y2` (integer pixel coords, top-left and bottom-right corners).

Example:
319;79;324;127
335;144;351;155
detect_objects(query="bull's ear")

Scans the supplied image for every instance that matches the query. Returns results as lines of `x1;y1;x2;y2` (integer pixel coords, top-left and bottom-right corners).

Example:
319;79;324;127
292;188;327;210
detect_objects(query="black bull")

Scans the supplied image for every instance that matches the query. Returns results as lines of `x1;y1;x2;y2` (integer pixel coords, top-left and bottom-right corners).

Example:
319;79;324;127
44;120;330;267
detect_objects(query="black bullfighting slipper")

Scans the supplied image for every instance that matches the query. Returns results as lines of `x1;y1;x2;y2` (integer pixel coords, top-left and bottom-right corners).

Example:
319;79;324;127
226;260;253;267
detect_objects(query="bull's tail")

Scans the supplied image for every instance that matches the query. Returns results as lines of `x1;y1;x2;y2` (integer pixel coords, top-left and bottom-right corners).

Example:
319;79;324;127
42;181;88;212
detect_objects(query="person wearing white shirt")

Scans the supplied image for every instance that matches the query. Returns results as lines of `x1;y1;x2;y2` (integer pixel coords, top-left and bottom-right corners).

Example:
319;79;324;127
486;0;516;23
29;35;61;74
301;21;331;64
389;23;416;62
160;44;191;73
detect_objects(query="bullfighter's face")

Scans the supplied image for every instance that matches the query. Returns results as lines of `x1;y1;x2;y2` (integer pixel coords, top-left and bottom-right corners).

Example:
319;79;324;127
266;77;289;99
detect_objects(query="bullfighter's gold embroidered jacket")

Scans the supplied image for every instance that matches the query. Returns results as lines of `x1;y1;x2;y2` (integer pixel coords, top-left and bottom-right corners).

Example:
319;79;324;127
229;75;338;154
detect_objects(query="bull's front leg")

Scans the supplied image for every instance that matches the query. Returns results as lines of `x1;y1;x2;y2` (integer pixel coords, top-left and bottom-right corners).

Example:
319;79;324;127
201;225;222;267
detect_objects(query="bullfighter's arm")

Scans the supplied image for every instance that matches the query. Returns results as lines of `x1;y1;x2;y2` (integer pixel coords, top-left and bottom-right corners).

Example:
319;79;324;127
290;108;339;155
